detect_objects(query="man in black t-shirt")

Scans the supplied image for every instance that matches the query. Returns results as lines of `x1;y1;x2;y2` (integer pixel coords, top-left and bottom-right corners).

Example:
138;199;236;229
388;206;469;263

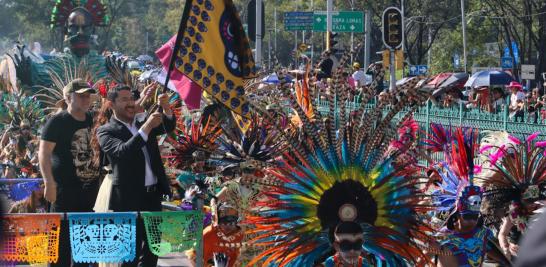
38;78;100;266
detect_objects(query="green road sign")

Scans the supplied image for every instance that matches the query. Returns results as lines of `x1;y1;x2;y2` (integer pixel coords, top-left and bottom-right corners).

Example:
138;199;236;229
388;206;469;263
313;11;364;33
284;12;314;31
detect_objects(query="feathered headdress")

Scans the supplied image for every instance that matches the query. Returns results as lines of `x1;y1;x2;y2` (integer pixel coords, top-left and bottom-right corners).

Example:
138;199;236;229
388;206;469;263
50;0;109;28
479;132;546;230
209;115;284;181
245;59;435;266
34;57;97;114
386;115;420;166
164;114;222;171
0;91;44;129
425;127;483;229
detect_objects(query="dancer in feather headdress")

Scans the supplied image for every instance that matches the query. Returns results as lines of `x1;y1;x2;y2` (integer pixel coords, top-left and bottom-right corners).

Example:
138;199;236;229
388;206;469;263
423;127;510;267
386;115;420;169
244;60;436;266
478;132;546;260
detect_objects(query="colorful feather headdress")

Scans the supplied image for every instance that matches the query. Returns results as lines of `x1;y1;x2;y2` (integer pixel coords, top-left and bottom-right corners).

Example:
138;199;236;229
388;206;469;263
208;115;285;178
50;0;109;28
478;132;546;229
0;91;44;129
245;60;435;266
424;126;482;228
34;57;98;114
164;114;222;172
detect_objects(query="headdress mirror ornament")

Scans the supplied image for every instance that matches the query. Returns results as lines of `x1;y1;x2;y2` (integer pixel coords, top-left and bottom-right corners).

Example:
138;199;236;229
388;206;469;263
338;204;358;222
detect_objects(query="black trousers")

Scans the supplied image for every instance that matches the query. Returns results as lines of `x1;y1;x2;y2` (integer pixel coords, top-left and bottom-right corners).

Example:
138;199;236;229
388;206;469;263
121;189;162;267
49;181;100;267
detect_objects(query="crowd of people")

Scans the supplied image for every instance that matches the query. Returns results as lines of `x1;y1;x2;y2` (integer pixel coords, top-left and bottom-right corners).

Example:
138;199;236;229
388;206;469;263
0;119;39;178
432;80;546;123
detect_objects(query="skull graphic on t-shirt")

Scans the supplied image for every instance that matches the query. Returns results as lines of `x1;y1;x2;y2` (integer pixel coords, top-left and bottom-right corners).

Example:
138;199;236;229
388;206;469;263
70;128;99;183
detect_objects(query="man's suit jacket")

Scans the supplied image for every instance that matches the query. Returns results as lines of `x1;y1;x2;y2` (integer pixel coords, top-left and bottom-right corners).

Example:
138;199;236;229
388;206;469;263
97;114;175;211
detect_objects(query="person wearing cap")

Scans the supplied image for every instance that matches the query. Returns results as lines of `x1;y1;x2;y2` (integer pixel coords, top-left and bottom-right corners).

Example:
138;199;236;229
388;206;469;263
351;62;368;87
38;78;101;266
508;81;525;122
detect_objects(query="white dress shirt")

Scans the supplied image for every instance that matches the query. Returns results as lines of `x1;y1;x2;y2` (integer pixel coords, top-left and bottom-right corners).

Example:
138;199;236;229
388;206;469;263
114;113;157;186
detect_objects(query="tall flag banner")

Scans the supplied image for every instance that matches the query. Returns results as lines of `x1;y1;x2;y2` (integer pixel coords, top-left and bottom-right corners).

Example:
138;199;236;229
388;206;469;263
157;35;203;110
0;214;61;264
295;63;314;118
68;212;137;263
172;0;256;118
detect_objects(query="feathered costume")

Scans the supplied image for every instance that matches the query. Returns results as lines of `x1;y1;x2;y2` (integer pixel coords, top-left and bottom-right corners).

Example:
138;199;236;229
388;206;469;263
244;61;435;266
423;126;509;267
479;132;546;231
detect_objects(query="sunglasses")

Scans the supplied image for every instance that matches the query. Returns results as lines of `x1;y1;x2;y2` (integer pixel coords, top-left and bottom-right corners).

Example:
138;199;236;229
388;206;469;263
21;127;30;130
338;240;363;252
218;216;238;224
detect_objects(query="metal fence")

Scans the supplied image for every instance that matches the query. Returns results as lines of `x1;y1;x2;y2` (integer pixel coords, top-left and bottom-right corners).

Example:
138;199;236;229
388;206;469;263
315;97;546;140
315;96;546;165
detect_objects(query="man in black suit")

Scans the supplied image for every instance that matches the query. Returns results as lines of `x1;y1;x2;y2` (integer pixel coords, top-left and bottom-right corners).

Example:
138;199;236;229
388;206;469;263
97;85;175;266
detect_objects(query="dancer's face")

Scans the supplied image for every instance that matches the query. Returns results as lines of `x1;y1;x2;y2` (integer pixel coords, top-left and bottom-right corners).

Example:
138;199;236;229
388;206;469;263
334;234;363;265
218;215;238;232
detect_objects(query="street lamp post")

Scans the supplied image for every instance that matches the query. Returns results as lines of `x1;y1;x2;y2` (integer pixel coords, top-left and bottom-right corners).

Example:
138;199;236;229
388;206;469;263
461;0;468;73
350;0;354;64
268;29;272;70
256;0;263;69
401;0;405;78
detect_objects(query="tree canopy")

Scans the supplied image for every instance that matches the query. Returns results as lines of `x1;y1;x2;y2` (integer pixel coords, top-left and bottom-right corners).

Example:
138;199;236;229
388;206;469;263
0;0;544;84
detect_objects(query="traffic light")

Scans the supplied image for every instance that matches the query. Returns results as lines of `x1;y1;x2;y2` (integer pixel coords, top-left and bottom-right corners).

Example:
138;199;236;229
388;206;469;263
326;32;338;51
381;49;404;70
382;50;390;68
395;49;404;70
247;0;265;42
382;7;403;49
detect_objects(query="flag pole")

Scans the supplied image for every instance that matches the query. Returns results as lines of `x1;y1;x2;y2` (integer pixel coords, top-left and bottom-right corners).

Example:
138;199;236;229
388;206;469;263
158;2;206;266
163;0;194;94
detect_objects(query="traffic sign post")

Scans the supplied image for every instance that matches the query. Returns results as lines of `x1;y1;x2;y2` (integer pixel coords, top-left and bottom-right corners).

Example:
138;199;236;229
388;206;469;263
501;57;514;69
409;65;428;76
521;64;536;80
313;11;364;33
284;12;314;31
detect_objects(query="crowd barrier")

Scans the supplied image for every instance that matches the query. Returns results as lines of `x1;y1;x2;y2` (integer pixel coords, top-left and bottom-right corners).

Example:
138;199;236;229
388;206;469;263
315;97;546;140
0;211;203;265
315;97;546;165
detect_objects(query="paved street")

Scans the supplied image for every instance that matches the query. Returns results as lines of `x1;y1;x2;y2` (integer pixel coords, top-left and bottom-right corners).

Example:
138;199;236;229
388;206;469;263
158;253;193;267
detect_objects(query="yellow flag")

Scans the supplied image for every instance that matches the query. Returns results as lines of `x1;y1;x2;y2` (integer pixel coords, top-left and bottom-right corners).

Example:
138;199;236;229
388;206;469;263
232;111;251;134
174;0;256;118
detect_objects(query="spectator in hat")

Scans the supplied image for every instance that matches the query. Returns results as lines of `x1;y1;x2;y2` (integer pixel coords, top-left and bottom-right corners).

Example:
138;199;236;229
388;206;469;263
508;81;525;122
39;78;101;266
351;62;369;87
